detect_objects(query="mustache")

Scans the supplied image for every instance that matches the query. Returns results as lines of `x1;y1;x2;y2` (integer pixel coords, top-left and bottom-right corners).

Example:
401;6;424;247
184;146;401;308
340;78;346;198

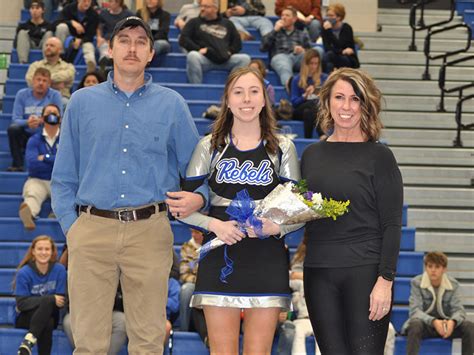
124;56;139;61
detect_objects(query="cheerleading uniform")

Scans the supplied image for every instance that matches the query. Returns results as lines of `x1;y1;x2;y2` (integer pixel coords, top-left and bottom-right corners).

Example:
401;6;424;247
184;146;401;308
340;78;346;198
181;134;300;309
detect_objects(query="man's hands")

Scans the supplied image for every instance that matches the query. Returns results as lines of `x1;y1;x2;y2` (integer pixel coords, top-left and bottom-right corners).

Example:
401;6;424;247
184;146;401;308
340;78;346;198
27;115;43;129
55;295;66;308
166;191;205;218
71;20;85;34
225;5;245;17
433;319;456;338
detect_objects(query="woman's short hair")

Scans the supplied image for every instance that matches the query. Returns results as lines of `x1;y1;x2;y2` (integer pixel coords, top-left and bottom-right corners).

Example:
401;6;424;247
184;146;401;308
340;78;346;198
424;251;448;268
328;3;346;21
318;68;383;141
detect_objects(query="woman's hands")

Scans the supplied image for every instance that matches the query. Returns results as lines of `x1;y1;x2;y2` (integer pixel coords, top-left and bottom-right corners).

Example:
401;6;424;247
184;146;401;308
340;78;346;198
246;218;281;238
369;276;393;321
208;219;245;245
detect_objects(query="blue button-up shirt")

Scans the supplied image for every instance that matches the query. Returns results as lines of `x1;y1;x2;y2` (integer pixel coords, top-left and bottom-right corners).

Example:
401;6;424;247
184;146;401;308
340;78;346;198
51;72;200;233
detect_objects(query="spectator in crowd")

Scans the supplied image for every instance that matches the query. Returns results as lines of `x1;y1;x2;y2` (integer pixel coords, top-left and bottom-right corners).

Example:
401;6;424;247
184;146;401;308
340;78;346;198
60;246;127;355
19;104;61;231
179;0;251;84
26;37;75;104
16;1;54;64
55;0;100;73
402;251;474;355
321;3;359;73
275;311;295;355
165;277;181;346
136;0;171;56
174;0;201;31
260;6;311;89
301;68;403;354
51;16;205;354
224;0;273;41
7;68;62;172
290;48;327;138
13;235;67;355
24;0;58;23
76;70;105;90
275;0;323;42
249;59;275;106
96;0;133;69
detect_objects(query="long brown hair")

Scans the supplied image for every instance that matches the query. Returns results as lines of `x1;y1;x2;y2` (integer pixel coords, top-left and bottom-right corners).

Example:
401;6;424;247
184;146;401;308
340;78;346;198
298;49;322;89
318;68;383;141
140;0;164;23
291;233;307;267
210;67;280;154
12;235;58;290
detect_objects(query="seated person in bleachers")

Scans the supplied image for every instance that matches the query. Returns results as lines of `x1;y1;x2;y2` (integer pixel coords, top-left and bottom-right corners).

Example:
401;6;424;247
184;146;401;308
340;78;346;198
290;48;327;139
165;277;181;345
136;0;171;56
275;0;323;43
13;235;67;355
26;37;75;105
60;246;127;355
320;3;359;73
76;70;105;90
96;0;133;69
249;59;275;106
402;251;474;355
7;68;62;172
19;104;61;231
55;0;100;73
179;0;251;84
24;0;59;22
16;1;54;64
224;0;273;41
174;0;201;31
260;6;311;89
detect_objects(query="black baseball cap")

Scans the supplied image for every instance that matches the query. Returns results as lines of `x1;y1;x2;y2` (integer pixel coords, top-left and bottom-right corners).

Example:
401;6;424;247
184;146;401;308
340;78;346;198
110;16;154;47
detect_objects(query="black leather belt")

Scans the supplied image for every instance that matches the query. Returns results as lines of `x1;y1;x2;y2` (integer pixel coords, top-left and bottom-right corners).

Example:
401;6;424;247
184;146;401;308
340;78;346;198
77;203;167;222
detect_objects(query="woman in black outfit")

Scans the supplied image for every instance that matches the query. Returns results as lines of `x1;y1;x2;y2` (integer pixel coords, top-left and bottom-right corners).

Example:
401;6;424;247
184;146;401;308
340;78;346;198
321;3;359;73
301;68;403;354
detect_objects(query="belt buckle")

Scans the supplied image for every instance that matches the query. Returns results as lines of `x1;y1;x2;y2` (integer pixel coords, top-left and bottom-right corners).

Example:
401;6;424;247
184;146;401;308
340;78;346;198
118;209;137;223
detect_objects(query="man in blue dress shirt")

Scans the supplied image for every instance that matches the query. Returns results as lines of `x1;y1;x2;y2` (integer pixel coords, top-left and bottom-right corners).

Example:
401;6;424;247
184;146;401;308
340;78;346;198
51;16;204;354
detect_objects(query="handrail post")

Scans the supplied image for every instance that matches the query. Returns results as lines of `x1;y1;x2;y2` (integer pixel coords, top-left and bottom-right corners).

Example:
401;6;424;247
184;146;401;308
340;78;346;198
453;99;463;147
422;31;431;80
437;56;447;112
409;4;418;51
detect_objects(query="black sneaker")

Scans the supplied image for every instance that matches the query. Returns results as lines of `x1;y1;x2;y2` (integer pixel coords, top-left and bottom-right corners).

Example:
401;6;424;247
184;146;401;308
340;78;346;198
17;339;34;355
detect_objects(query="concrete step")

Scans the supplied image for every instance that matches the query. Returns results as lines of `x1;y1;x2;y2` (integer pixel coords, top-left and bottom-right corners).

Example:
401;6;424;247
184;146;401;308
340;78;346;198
408;208;474;230
377;13;462;26
415;231;474;253
358;25;470;39
359;36;473;52
399;166;474;187
382;128;474;148
0;27;15;40
383;95;474;112
359;50;474;66
0;40;12;54
376;79;474;96
460;283;474;306
404;186;474;208
362;63;474;81
444;257;474;280
378;8;454;16
391;146;474;167
381;111;474;129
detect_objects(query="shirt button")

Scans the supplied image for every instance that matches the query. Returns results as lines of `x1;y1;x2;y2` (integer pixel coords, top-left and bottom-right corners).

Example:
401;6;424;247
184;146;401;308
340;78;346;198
122;170;126;174
123;148;127;153
126;103;130;107
139;93;142;96
125;125;129;129
115;91;118;94
121;194;125;198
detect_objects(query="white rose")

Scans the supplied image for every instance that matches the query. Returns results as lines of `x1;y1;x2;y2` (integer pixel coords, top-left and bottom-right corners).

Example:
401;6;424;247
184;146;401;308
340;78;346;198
312;193;323;206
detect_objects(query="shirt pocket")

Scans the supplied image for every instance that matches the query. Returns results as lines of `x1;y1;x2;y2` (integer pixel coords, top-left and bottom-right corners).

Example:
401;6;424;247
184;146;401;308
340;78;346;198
143;121;169;156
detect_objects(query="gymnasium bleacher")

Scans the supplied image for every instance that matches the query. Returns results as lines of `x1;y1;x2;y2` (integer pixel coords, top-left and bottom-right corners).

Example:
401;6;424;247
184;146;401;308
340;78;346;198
0;1;473;354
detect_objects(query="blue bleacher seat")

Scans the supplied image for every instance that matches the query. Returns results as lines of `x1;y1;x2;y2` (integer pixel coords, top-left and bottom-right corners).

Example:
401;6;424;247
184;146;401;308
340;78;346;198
394;337;452;355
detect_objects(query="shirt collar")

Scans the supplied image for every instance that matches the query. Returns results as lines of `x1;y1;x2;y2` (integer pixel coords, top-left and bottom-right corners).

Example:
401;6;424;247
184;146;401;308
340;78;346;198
42;127;60;140
107;70;152;97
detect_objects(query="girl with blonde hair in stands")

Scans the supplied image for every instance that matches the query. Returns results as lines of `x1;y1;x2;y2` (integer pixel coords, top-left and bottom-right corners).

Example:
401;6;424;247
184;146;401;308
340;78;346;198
137;0;171;55
290;48;328;139
13;235;67;355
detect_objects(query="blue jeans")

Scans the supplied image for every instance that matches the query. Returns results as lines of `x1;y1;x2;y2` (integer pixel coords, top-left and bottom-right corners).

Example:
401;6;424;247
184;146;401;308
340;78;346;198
270;52;305;87
186;51;251;84
229;16;274;37
179;282;195;331
277;320;296;355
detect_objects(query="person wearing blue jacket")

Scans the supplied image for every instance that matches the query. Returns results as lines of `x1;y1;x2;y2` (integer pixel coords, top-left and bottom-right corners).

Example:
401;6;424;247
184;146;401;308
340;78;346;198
19;104;60;231
13;235;67;355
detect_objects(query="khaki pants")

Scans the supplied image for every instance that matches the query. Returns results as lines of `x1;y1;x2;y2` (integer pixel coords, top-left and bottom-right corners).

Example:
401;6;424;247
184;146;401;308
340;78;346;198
22;177;51;217
67;206;173;354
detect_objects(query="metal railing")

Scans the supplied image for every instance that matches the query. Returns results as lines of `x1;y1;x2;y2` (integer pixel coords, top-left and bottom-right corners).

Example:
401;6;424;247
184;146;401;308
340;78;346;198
409;0;456;51
453;94;474;147
422;22;472;80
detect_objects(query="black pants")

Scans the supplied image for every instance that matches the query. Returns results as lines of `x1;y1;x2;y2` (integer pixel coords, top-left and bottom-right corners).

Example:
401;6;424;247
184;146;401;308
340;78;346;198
15;296;59;355
323;51;359;73
406;318;474;355
190;308;208;344
304;264;391;355
7;123;32;168
293;100;323;139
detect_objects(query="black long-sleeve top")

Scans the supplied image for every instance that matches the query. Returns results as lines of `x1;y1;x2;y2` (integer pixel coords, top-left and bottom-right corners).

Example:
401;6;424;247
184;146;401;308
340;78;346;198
179;15;242;64
56;2;99;43
301;141;403;280
321;22;359;66
15;20;54;46
136;7;170;41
